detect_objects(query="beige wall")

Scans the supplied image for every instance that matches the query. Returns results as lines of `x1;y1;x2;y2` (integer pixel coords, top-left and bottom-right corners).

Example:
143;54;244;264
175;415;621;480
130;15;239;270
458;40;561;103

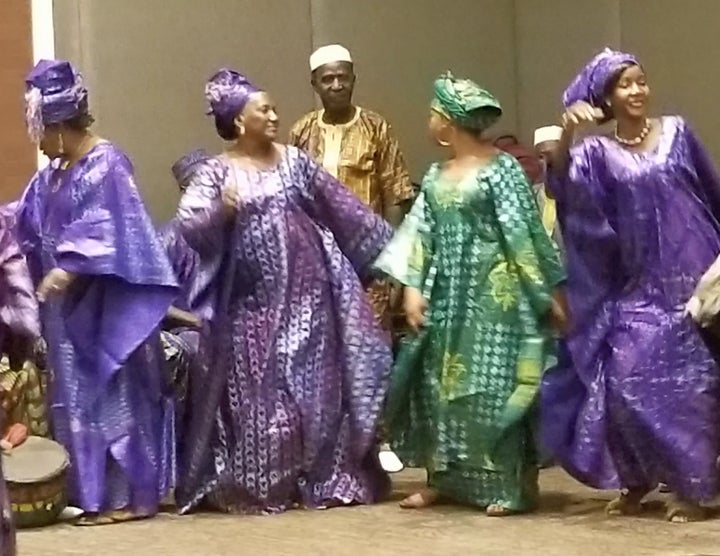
52;0;720;221
54;0;314;221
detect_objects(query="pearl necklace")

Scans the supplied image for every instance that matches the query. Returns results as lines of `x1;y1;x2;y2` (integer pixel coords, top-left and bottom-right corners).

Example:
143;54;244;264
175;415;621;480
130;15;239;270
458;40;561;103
614;119;652;146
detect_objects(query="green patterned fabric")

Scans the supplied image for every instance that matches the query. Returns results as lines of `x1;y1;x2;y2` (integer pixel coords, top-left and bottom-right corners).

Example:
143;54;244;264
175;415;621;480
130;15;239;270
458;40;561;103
374;153;565;511
431;71;502;131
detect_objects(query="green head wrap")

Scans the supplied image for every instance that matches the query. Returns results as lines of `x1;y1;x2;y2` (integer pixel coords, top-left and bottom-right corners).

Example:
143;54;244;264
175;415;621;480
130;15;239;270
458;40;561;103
431;71;502;131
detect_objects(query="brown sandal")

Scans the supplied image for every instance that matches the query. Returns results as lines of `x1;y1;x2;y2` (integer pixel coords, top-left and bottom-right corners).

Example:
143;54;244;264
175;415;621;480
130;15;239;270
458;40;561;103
74;513;114;527
399;488;438;509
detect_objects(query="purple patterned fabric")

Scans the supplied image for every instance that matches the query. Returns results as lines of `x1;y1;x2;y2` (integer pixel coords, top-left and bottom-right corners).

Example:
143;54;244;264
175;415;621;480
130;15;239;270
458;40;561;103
160;221;219;321
174;145;392;514
541;116;720;502
16;142;179;514
562;48;639;108
0;210;40;360
24;59;88;143
162;150;222;319
172;150;212;192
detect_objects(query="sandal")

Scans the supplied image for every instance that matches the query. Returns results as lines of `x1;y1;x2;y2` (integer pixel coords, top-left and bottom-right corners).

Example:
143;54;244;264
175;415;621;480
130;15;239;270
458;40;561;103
74;510;152;527
399;488;438;509
74;513;115;527
605;489;647;516
665;498;706;523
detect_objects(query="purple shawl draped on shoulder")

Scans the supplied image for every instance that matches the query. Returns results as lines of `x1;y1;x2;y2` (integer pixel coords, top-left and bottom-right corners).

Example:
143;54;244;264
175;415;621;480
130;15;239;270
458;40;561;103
160;221;218;322
174;145;392;514
0;208;40;361
16;142;179;513
541;116;720;502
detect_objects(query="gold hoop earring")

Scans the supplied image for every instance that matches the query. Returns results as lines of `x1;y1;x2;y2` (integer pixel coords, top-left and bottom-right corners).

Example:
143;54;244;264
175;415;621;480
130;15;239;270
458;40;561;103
437;139;450;147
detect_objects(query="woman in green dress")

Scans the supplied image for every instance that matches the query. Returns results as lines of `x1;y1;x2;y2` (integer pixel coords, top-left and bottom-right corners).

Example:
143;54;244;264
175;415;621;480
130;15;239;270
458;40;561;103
374;73;566;516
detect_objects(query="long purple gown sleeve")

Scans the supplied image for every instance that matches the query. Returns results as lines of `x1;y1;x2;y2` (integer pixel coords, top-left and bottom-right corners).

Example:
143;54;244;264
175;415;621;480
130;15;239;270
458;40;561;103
0;212;39;341
160;222;199;310
683;124;720;223
298;152;393;278
546;139;622;344
174;157;229;256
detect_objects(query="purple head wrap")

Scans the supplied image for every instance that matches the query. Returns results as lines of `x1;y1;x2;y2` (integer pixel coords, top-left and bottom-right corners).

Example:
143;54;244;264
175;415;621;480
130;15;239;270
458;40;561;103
562;48;639;109
204;68;260;140
24;59;88;143
171;149;211;192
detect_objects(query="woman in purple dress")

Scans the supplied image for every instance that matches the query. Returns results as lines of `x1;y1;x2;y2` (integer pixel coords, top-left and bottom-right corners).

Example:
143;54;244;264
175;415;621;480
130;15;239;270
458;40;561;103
174;69;392;514
541;49;720;522
0;208;38;554
16;59;179;525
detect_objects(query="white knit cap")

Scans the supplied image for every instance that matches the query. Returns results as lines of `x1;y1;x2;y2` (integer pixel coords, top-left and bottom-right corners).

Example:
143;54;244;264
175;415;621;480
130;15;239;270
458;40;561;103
310;44;353;71
533;125;563;146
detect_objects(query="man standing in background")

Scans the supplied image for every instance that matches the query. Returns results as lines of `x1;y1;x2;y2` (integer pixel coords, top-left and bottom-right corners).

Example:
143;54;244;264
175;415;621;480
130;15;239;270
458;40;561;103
290;44;414;474
290;44;414;232
290;44;414;338
532;125;564;255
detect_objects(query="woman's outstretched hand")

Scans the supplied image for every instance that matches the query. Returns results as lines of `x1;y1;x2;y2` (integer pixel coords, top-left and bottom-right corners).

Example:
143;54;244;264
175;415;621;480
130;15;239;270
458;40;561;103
561;101;604;131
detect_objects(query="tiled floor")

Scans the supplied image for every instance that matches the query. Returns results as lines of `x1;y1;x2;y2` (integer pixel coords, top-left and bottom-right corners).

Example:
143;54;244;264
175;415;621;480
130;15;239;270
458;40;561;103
16;468;720;556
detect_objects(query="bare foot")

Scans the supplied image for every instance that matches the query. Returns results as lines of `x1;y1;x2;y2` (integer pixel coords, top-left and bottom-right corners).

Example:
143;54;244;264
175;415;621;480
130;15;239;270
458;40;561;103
399;488;438;509
665;498;706;523
486;504;516;517
605;489;647;516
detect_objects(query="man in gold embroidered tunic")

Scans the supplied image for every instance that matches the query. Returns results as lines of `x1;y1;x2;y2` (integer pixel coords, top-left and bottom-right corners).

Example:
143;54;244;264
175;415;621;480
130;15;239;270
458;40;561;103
290;45;414;333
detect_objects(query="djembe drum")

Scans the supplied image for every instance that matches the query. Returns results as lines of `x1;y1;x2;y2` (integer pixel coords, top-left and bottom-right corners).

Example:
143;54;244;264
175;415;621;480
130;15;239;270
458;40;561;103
2;436;69;528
